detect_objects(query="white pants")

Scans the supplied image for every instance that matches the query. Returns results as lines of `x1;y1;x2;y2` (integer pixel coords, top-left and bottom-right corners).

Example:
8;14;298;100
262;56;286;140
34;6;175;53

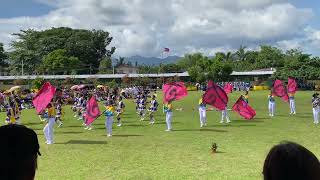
166;112;172;130
43;117;55;144
199;107;206;126
289;99;296;114
105;116;113;135
221;109;230;123
268;102;275;116
313;107;319;124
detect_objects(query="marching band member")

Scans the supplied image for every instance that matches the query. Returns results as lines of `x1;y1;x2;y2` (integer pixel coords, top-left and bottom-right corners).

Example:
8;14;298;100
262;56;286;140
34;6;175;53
43;102;56;145
138;95;146;121
116;96;125;127
312;93;319;125
164;101;173;131
55;99;63;127
220;107;231;124
268;92;276;117
198;97;207;127
243;91;249;104
289;93;296;115
149;95;159;125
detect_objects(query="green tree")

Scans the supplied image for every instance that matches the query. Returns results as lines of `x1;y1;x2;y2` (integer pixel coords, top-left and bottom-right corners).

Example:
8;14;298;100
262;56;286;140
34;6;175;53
98;56;112;74
41;49;80;75
9;27;115;75
0;43;7;66
256;45;284;69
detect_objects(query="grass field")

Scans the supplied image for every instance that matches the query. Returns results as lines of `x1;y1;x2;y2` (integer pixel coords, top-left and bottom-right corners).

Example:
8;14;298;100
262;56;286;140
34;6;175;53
1;90;320;180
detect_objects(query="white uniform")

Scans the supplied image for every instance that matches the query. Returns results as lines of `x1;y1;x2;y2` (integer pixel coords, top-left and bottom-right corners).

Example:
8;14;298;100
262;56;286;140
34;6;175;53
220;108;230;123
312;97;319;124
289;96;296;114
268;95;275;117
198;99;207;127
164;103;173;131
43;106;56;144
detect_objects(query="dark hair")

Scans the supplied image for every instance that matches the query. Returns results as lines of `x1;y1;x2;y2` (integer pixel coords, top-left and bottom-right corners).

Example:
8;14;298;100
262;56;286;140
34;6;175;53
263;141;320;180
0;124;40;180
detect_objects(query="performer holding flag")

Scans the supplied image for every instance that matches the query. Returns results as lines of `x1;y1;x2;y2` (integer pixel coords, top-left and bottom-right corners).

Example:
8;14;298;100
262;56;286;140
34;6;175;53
32;82;56;145
43;102;56;145
163;82;188;131
268;91;276;117
312;93;319;125
198;97;207;127
288;77;298;115
202;81;230;124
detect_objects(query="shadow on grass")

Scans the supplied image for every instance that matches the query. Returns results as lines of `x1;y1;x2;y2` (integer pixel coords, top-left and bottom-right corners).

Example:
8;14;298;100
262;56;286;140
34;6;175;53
24;122;43;126
56;131;84;134
105;134;143;137
233;119;265;123
210;124;256;128
56;140;107;145
153;122;181;125
174;128;227;132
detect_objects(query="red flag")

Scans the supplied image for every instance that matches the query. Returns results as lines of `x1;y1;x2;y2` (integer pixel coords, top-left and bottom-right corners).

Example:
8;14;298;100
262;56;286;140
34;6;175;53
163;82;188;103
273;79;289;102
287;77;297;94
223;83;233;94
32;82;56;114
203;80;228;110
84;96;101;125
232;96;256;119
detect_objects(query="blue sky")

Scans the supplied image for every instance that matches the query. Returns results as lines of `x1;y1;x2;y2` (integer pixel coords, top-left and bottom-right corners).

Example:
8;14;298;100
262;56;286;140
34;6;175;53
1;0;320;56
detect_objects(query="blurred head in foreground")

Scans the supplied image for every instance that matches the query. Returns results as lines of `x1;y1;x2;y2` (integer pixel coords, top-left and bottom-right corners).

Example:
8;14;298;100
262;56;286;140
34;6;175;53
263;141;320;180
0;124;41;180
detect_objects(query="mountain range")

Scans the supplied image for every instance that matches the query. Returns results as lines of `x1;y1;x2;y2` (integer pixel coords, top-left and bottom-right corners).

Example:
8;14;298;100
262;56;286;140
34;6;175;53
113;55;182;66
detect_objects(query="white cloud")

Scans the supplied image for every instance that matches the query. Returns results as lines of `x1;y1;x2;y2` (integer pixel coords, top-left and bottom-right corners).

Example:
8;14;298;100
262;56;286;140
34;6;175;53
0;0;316;56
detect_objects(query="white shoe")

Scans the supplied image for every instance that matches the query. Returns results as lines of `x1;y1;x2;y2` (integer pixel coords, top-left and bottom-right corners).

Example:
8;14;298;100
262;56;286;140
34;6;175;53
117;124;122;127
107;134;112;137
46;142;53;145
271;114;274;117
200;124;203;128
88;127;92;130
204;123;207;126
165;129;171;132
58;123;63;128
84;126;89;130
293;112;296;115
74;115;77;118
220;121;223;123
226;121;231;123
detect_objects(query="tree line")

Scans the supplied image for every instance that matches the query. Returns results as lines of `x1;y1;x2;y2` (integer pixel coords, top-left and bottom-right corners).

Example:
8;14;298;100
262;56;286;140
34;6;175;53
0;27;320;81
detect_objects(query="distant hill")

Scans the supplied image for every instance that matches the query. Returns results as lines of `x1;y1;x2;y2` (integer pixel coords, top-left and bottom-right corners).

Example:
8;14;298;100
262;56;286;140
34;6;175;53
113;55;182;66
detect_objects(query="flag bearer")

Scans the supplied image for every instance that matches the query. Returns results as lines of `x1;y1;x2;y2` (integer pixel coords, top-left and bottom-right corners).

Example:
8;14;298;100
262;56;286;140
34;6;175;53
312;93;319;125
43;102;56;145
289;93;296;115
164;101;173;131
220;107;231;123
198;98;207;127
268;92;276;117
138;95;146;121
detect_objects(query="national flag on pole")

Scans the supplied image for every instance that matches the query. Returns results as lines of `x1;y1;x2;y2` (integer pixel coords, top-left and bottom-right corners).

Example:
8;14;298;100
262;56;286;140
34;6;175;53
203;80;228;110
223;83;233;94
232;96;256;119
163;48;170;52
287;77;297;94
84;96;101;125
32;82;56;114
273;79;289;102
163;82;188;103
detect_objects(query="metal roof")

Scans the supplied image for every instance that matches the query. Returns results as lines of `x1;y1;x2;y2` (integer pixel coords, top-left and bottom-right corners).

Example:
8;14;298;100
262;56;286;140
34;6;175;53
0;70;275;80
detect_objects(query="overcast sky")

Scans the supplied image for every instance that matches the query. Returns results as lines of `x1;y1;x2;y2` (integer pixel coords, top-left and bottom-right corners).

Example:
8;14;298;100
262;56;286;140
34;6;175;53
1;0;320;57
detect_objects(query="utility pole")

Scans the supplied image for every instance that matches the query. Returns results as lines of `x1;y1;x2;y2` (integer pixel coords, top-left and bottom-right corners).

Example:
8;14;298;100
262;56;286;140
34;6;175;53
21;59;24;76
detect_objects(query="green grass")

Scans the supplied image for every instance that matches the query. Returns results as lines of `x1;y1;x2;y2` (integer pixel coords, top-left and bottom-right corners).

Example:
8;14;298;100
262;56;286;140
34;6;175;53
1;91;320;180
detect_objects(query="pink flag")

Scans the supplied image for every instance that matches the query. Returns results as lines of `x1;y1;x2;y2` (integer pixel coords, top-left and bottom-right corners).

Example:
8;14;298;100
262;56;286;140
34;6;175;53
273;79;289;102
84;96;101;125
232;96;256;120
223;83;233;94
163;82;188;103
32;82;56;113
287;77;297;94
203;80;228;110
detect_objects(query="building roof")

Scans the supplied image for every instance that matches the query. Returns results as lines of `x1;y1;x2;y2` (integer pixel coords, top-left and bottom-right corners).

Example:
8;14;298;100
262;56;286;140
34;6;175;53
0;69;275;80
